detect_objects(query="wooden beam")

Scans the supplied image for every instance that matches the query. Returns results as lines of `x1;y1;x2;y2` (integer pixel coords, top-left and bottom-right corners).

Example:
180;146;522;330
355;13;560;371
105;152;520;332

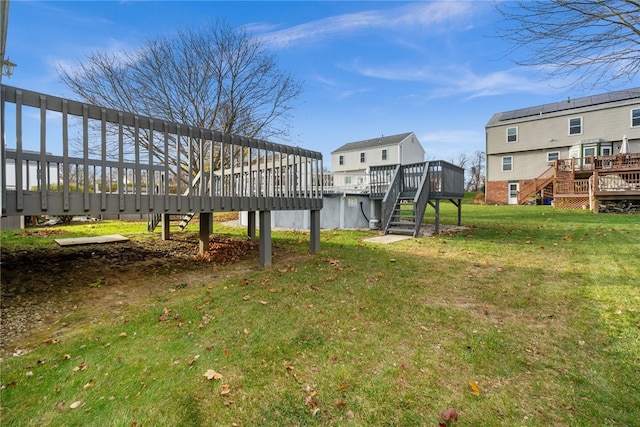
259;211;272;268
310;209;320;253
199;212;211;254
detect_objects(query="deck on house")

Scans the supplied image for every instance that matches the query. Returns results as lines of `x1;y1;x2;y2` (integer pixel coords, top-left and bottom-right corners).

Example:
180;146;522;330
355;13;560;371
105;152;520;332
519;153;640;211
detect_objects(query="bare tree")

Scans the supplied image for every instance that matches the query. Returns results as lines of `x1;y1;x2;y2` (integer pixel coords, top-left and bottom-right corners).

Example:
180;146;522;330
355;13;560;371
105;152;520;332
466;150;485;192
59;21;303;178
495;1;640;90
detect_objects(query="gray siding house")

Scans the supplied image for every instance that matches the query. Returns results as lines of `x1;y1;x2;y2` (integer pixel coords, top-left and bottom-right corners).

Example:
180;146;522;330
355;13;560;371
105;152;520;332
485;88;640;205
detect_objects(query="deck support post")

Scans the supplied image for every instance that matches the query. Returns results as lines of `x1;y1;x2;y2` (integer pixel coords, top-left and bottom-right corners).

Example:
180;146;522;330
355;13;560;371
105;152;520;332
199;212;212;254
309;209;320;254
247;211;256;240
434;199;440;234
259;210;272;268
161;214;171;240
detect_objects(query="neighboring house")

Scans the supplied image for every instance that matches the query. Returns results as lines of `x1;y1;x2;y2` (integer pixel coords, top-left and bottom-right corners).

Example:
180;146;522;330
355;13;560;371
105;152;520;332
330;132;425;190
485;88;640;205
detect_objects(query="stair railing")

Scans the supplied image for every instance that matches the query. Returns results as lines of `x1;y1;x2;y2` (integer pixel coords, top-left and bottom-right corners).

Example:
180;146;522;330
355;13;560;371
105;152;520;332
517;165;555;204
411;162;431;237
381;165;402;234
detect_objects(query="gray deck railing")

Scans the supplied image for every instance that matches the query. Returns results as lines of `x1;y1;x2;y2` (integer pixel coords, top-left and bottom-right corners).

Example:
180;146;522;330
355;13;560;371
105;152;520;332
427;160;465;199
1;85;323;217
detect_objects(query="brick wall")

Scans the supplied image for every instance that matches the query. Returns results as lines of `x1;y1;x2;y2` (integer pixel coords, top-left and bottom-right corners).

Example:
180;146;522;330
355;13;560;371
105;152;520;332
486;180;509;205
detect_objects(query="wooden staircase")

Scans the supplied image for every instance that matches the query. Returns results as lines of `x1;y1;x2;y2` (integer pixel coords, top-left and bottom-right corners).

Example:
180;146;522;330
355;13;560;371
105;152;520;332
386;192;418;236
517;166;556;204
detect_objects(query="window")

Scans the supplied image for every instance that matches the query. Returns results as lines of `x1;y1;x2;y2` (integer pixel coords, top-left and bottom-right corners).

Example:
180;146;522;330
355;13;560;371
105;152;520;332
583;147;596;157
632;109;640;127
506;127;518;143
339;155;344;166
547;152;559;163
382;149;388;160
345;176;351;184
502;156;513;172
360;152;366;163
569;117;582;135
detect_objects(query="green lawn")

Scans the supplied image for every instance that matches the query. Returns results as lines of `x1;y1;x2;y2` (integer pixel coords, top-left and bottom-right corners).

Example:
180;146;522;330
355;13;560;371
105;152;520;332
1;199;638;426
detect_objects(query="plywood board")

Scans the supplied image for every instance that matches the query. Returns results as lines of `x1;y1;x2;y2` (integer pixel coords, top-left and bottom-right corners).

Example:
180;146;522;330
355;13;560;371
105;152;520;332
55;234;130;246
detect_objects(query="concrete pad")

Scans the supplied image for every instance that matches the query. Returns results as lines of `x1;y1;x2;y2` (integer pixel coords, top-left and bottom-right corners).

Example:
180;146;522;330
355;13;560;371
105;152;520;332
55;234;130;246
363;235;412;244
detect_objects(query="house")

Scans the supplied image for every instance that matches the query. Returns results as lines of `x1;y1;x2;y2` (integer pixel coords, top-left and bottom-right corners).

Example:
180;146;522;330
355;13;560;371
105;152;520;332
330;132;425;190
485;88;640;206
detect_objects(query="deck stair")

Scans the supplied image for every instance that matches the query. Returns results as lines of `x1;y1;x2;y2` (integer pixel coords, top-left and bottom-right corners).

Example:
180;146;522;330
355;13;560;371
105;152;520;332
386;193;418;236
147;212;197;232
178;212;197;230
518;166;555;205
148;172;204;232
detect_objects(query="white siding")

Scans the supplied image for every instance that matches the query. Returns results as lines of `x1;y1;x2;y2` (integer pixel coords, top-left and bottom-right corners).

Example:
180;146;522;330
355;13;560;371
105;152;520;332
487;100;640;181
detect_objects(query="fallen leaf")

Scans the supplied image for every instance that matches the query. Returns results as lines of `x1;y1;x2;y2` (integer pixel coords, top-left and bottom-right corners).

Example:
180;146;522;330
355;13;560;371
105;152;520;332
243;328;250;335
69;401;82;409
441;408;458;421
119;332;127;338
56;400;65;410
83;380;94;390
220;384;231;395
204;369;223;381
346;410;355;419
469;381;481;396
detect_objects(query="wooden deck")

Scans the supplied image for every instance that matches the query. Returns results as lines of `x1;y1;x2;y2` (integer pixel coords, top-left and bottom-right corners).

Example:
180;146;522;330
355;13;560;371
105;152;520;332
520;153;640;211
1;85;324;266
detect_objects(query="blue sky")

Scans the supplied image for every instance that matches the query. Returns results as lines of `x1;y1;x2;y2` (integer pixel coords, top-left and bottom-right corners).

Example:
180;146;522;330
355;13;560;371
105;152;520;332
5;1;640;167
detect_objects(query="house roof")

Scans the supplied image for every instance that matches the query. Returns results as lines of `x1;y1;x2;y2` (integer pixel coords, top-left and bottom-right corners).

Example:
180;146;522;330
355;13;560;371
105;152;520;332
487;87;640;127
331;132;414;154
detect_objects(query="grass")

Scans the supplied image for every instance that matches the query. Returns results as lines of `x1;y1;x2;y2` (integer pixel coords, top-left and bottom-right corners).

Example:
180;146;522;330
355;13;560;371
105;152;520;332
1;198;639;426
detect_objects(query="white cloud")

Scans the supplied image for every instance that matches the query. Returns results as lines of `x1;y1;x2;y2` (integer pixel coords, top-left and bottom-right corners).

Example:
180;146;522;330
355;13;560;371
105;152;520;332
260;2;483;48
347;60;564;100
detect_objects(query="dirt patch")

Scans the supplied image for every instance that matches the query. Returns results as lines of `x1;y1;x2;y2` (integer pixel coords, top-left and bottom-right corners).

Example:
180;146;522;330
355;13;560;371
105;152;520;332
0;232;265;359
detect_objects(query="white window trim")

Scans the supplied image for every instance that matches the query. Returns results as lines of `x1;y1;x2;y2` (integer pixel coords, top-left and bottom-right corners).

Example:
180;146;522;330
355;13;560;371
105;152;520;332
339;155;344;165
502;156;513;172
360;152;366;163
547;151;560;163
568;116;583;136
382;149;388;160
631;108;640;128
506;126;518;143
